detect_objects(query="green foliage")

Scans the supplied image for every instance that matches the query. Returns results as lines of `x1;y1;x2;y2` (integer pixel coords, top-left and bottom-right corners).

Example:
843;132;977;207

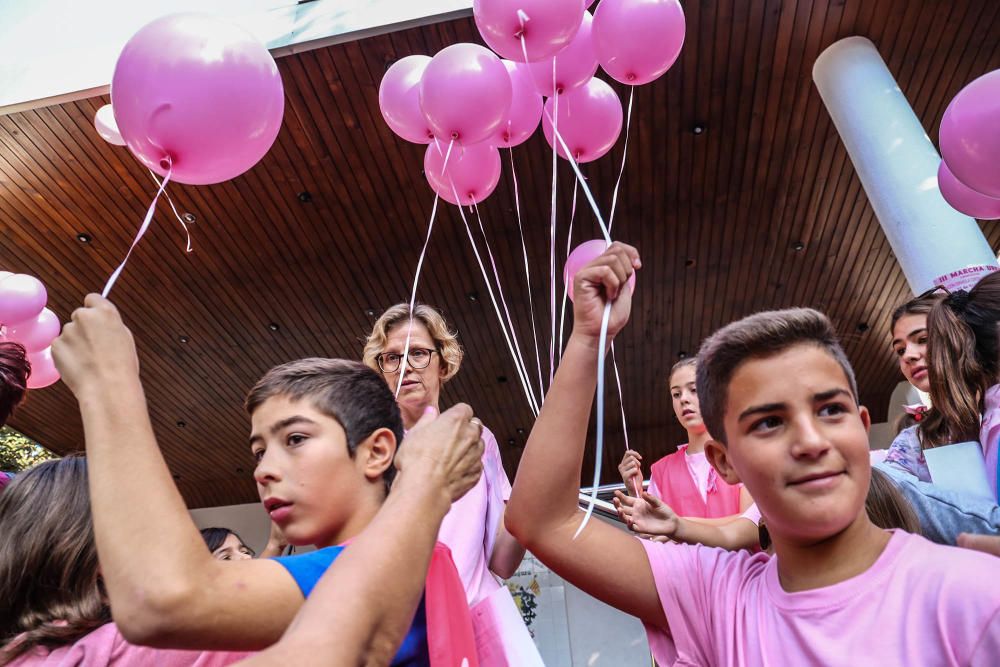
0;426;57;472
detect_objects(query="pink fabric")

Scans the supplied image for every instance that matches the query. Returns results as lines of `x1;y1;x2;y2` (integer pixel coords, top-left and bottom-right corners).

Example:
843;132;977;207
640;530;1000;666
425;543;480;667
7;624;251;667
438;425;512;607
684;451;712;502
978;384;1000;502
649;446;742;518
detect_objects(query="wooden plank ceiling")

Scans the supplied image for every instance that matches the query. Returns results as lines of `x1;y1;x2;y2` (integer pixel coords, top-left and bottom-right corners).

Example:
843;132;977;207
1;0;999;508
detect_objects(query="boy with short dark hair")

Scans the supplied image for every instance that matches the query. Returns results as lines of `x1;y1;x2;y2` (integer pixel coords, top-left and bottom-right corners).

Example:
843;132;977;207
506;244;1000;665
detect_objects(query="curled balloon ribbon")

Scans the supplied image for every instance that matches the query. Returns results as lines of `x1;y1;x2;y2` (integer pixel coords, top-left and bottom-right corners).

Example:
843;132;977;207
102;160;173;297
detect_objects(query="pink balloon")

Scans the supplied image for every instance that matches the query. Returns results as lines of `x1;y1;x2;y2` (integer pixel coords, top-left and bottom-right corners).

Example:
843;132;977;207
419;44;512;146
94;104;126;146
939;161;1000;220
564;239;636;302
527;11;598;97
0;275;47;326
379;56;434;144
474;0;584;62
424;143;502;206
940;70;1000;199
593;0;685;85
26;347;60;390
541;77;623;163
492;61;544;148
4;307;60;353
111;13;285;186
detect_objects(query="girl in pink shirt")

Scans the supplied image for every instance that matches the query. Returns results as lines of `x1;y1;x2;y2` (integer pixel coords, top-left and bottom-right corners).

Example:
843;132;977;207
0;457;251;667
364;303;542;666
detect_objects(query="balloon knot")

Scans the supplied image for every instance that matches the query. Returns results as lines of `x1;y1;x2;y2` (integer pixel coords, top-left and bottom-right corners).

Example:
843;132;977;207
159;157;171;170
627;73;636;82
451;131;459;140
556;85;564;95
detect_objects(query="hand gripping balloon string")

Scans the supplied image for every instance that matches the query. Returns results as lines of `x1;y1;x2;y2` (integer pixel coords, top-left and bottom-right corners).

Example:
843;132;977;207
544;109;612;245
608;86;635;232
473;201;540;411
509;147;546;402
102;159;173;297
574;299;614;539
394;193;440;398
452;181;539;416
557;179;579;363
148;170;193;253
549;57;559;388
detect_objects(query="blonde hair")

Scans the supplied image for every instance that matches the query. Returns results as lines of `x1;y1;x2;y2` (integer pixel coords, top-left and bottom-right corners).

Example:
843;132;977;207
363;304;464;382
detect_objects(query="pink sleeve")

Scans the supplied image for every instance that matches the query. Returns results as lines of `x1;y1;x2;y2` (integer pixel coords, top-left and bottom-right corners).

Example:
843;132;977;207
740;503;761;526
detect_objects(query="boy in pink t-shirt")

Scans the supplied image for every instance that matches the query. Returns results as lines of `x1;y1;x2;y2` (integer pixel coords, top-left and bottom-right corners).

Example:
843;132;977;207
506;244;1000;666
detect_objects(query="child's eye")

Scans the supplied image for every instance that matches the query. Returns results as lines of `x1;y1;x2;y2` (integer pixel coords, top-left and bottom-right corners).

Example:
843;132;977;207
287;434;306;446
750;416;782;433
252;449;264;463
893;347;904;357
819;403;848;418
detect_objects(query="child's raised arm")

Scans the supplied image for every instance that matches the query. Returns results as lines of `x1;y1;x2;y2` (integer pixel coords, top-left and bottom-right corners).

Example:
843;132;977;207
506;243;666;628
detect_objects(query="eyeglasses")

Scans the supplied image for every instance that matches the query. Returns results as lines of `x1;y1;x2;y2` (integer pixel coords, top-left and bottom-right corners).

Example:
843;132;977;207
377;348;437;373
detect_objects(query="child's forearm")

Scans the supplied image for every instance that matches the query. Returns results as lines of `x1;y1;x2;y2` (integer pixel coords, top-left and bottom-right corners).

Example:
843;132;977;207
242;471;452;666
507;334;599;543
673;517;759;551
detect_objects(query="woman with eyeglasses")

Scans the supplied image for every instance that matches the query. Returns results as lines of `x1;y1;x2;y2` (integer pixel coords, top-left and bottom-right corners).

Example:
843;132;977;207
362;303;542;667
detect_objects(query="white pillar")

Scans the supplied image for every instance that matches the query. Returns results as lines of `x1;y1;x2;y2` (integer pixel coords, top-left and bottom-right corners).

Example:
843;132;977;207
813;37;998;294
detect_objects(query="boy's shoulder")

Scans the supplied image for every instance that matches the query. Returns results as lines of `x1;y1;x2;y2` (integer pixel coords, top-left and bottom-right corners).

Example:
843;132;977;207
890;531;1000;602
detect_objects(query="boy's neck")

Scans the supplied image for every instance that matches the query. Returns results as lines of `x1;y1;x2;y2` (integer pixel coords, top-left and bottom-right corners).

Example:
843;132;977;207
315;488;385;549
685;429;711;453
771;512;891;592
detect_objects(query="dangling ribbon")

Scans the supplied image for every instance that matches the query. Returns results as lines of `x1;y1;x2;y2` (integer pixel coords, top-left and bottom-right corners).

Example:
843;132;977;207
608;86;635;232
508;147;546;401
148;170;193;253
102;160;173;297
394;194;440;398
557;179;579;363
548;58;559;389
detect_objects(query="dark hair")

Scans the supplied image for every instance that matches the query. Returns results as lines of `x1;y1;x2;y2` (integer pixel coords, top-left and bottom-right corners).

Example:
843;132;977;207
0;342;30;426
245;358;404;489
890;292;945;335
696;308;858;445
866;467;920;533
0;456;110;665
667;358;696;387
200;527;253;555
923;273;1000;447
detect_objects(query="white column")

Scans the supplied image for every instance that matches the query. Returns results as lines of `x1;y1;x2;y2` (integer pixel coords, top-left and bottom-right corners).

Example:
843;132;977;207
813;37;998;294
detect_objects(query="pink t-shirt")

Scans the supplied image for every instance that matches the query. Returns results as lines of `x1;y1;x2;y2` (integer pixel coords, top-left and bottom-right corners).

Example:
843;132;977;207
640;530;1000;666
8;623;252;667
437;425;513;607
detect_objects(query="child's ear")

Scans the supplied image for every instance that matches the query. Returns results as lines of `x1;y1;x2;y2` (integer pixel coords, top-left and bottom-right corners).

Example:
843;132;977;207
858;405;872;433
359;428;397;482
705;439;741;485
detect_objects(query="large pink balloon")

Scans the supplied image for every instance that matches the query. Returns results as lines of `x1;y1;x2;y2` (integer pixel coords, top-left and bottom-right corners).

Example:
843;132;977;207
26;347;60;389
379;56;434;144
593;0;685;85
111;13;285;186
94;104;126;146
542;77;623;163
0;275;47;326
940;70;1000;199
527;11;598;97
492;61;543;148
424;143;502;206
4;307;60;353
564;239;636;302
474;0;584;62
939;161;1000;220
419;43;512;146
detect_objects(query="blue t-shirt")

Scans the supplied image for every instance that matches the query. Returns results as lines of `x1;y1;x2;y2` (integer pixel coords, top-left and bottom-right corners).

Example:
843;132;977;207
274;546;430;666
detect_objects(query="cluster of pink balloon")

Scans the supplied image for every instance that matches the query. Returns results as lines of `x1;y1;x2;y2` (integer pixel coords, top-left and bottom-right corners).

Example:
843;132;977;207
937;69;1000;221
0;273;61;389
94;13;285;186
564;239;635;302
378;0;686;206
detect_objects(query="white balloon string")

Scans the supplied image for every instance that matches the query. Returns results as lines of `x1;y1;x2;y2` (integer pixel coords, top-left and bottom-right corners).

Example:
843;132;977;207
440;137;456;176
508;148;546;402
558;178;579;364
549;60;559;388
102;162;172;297
452;181;539;416
394;194;440;398
518;11;531;63
611;341;630;453
544;110;612;245
472;201;539;411
574;300;613;539
608;86;635;232
148;170;193;253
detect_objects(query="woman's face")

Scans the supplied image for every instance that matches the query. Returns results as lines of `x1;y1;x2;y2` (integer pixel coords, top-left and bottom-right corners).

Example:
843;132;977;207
891;313;930;393
211;533;254;561
380;321;446;414
669;364;706;434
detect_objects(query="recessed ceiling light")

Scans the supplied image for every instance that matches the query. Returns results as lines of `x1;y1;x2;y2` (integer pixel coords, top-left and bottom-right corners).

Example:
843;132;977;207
268;322;280;332
179;335;189;344
76;233;92;243
297;191;313;203
692;124;706;135
182;213;196;224
791;241;805;252
176;420;187;428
